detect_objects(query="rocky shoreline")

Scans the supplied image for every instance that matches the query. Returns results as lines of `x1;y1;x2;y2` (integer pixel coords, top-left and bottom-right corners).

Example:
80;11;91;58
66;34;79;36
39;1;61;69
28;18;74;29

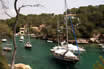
32;35;104;44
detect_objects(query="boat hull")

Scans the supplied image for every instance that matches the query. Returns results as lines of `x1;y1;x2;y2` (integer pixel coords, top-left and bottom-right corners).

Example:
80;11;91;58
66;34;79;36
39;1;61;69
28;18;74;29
51;51;79;63
3;47;12;52
25;46;32;48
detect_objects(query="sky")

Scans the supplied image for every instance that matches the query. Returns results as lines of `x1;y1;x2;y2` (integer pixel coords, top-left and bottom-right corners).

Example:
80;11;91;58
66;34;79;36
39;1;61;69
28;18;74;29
0;0;104;19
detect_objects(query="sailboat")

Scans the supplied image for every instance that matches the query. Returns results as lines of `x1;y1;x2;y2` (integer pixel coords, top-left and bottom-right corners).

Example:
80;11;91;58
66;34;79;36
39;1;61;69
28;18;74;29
25;41;32;48
60;41;85;54
50;0;85;63
50;24;80;62
50;19;80;62
19;35;24;42
24;24;32;48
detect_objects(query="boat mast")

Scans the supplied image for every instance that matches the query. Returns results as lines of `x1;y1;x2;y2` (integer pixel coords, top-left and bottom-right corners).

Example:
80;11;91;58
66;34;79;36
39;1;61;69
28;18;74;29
57;18;60;46
64;0;68;47
27;24;30;43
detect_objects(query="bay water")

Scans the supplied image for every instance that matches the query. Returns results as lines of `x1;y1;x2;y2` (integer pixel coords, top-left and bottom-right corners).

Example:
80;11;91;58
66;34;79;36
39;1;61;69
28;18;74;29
2;38;103;69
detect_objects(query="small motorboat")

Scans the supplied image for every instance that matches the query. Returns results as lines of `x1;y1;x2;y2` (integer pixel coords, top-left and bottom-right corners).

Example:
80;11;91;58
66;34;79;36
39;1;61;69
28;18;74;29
3;47;12;51
1;38;7;42
47;40;53;43
25;42;32;48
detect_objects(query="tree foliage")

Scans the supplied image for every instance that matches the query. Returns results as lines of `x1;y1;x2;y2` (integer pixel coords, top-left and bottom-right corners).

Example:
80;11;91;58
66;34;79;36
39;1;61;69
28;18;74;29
0;47;9;69
0;22;12;38
0;5;104;39
94;56;104;69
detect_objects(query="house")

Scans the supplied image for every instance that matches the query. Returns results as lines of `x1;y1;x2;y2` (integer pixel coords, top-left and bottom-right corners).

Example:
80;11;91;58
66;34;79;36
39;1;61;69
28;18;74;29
19;28;25;36
31;24;46;33
18;25;27;36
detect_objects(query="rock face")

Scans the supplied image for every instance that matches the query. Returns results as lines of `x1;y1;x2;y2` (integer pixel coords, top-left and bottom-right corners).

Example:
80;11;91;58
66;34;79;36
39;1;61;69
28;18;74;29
31;24;46;33
77;39;89;44
89;33;104;43
9;63;32;69
14;63;32;69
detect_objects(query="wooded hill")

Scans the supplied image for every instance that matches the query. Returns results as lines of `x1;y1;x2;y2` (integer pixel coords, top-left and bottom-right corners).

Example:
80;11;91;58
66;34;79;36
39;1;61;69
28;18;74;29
0;5;104;39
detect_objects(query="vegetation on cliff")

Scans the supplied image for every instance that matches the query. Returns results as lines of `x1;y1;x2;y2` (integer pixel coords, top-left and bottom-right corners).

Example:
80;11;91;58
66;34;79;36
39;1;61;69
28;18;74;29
0;5;104;39
94;56;104;69
0;46;9;69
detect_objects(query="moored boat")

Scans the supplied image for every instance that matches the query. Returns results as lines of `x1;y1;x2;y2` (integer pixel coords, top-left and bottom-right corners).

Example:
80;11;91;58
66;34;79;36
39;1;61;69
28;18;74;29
3;47;12;51
24;24;32;48
50;47;79;62
1;38;7;42
19;35;24;42
25;42;32;48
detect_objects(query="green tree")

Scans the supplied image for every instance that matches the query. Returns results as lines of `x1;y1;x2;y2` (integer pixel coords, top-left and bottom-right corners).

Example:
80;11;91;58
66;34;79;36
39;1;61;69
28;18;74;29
0;47;9;69
94;56;104;69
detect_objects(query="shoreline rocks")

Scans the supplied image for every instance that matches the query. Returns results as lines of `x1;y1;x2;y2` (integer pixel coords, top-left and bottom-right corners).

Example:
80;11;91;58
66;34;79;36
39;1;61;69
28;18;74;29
8;63;32;69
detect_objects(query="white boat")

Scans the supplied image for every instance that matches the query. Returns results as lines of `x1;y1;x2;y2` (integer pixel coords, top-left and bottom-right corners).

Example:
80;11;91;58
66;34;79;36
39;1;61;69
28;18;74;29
15;33;19;37
98;44;104;52
2;38;12;51
50;47;79;62
24;24;32;48
19;36;24;42
50;0;83;63
3;43;12;51
67;44;85;52
51;44;85;54
25;42;32;48
98;44;103;46
50;21;80;62
98;44;104;48
1;38;7;42
47;40;53;43
3;47;12;51
62;41;85;53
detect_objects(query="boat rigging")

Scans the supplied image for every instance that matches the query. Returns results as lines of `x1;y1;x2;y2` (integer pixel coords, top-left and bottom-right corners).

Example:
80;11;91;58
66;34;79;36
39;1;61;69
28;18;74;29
24;24;32;48
50;0;85;63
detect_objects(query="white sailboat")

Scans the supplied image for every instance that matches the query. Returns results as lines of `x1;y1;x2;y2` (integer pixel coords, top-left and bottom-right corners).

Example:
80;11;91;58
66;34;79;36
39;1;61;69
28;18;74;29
19;35;24;42
50;0;85;63
25;41;32;48
51;47;79;62
61;41;85;54
24;24;32;48
51;43;85;55
50;23;80;62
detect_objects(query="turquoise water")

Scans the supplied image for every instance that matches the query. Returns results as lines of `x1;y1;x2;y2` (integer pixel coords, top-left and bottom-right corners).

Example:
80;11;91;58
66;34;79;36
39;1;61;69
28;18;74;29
2;38;103;69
